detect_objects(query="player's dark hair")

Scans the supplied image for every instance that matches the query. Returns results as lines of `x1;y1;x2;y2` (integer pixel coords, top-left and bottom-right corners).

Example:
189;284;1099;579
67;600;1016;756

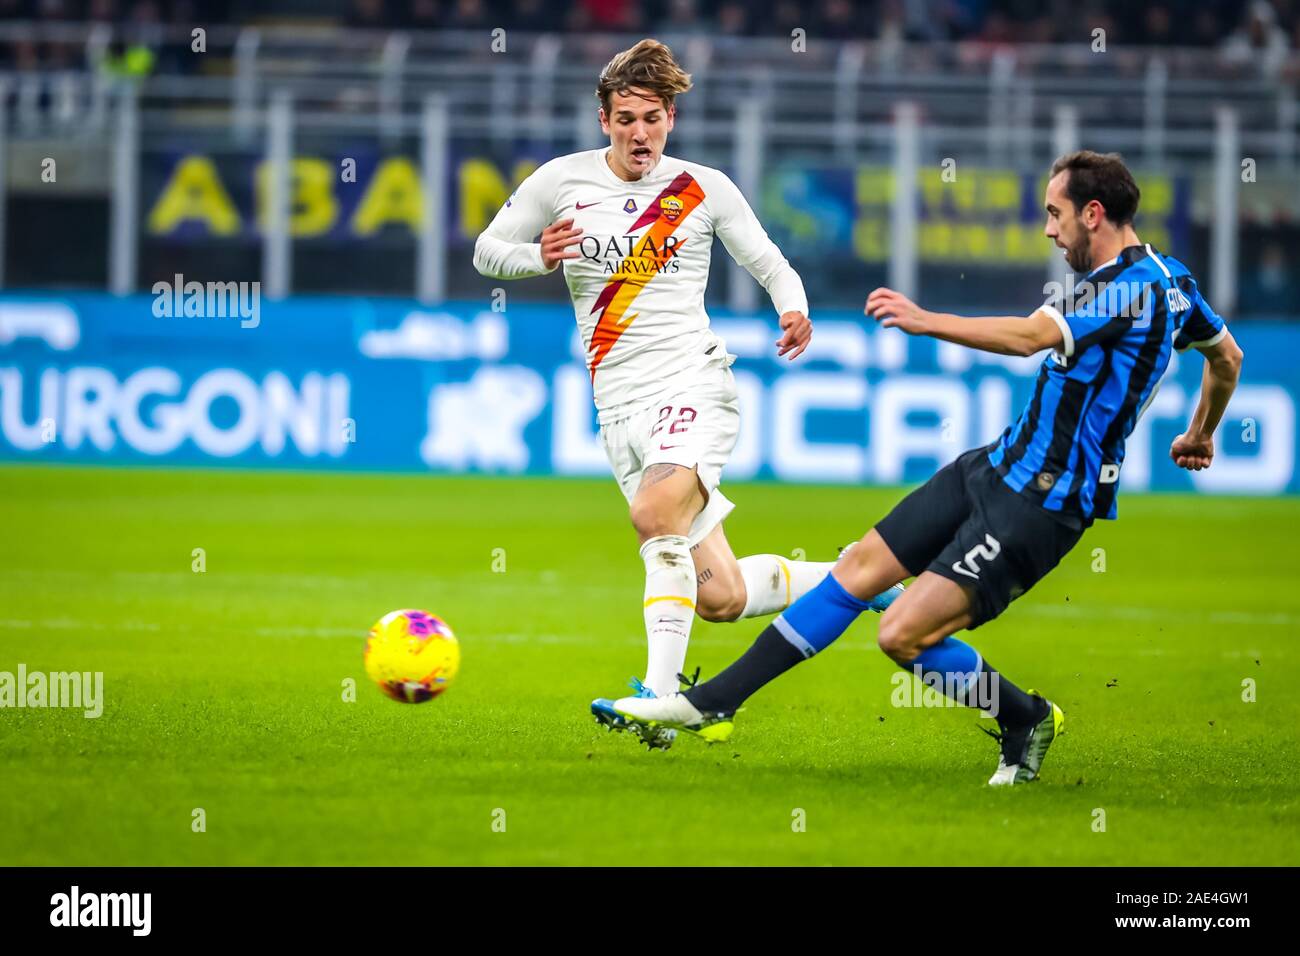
596;39;693;114
1049;150;1141;226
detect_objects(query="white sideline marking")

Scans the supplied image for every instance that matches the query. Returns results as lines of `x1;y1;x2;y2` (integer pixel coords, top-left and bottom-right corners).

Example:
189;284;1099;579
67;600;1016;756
0;616;615;645
0;569;627;600
1020;604;1299;627
4;604;1294;634
1;593;1296;654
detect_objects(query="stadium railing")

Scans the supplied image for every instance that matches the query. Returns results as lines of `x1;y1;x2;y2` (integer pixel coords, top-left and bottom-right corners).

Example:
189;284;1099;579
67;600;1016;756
0;23;1297;317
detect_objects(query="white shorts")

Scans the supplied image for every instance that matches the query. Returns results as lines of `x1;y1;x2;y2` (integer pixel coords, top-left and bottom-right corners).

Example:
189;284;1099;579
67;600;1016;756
600;369;740;547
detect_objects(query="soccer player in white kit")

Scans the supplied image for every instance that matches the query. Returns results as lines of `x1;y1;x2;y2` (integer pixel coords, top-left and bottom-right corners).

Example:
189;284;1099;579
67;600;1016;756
474;39;899;747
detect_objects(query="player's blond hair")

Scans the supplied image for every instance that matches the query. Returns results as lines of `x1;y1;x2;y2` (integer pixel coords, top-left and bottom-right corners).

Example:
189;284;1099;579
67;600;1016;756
595;39;693;114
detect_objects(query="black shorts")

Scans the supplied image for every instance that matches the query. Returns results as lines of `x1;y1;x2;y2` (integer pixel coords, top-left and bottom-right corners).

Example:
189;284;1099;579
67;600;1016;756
874;446;1087;628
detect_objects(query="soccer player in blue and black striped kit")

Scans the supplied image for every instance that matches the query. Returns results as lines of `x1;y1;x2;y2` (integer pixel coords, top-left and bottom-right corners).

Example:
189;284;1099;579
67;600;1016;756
598;150;1244;785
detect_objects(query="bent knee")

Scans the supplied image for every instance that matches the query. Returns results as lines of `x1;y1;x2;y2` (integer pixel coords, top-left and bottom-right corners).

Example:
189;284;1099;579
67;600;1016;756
629;499;678;540
876;608;922;662
696;594;744;623
695;579;746;622
837;531;902;595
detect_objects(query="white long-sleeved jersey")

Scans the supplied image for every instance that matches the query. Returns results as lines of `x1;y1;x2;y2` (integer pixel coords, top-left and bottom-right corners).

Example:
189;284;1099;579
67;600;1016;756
473;148;808;423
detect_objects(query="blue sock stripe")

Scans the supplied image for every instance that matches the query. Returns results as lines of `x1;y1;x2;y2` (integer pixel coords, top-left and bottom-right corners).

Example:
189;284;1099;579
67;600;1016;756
778;573;871;655
911;638;982;696
824;573;876;612
772;615;816;659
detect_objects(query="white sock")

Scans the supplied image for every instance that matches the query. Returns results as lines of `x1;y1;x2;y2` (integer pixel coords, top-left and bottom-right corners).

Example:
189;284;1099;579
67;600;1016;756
737;554;836;619
640;534;696;697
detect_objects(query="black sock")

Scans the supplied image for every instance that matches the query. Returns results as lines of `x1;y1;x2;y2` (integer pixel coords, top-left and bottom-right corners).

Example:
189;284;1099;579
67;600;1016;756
981;660;1049;729
685;624;806;714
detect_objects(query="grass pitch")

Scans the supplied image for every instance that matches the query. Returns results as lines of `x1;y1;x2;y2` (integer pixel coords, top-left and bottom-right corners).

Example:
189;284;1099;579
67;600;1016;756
1;464;1297;866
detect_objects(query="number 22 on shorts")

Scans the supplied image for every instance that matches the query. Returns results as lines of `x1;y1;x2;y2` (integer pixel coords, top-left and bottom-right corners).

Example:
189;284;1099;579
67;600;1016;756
650;405;697;450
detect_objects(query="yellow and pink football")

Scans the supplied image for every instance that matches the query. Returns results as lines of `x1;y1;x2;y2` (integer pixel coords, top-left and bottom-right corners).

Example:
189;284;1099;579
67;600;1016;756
364;609;460;703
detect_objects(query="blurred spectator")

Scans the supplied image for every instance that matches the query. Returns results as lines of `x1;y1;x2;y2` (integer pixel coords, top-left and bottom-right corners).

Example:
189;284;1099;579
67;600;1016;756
35;0;75;19
768;1;805;40
945;0;988;40
445;0;492;31
818;0;866;39
715;1;749;37
10;39;39;71
974;9;1015;49
0;0;1298;69
87;0;122;22
1220;1;1291;78
582;0;634;31
1143;4;1175;47
346;0;389;30
127;0;163;26
1239;243;1300;317
662;0;708;36
877;0;906;48
511;0;550;32
405;0;440;29
903;0;948;43
1187;6;1225;47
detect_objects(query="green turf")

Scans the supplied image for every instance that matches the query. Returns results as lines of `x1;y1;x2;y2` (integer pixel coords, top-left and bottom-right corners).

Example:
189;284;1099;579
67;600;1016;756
1;463;1296;866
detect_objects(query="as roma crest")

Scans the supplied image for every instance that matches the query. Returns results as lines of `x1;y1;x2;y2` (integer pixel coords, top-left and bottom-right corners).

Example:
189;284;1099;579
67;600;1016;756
659;195;683;222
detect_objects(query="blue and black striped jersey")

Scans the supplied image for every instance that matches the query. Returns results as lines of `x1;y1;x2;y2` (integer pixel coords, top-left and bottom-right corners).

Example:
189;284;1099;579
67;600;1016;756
988;243;1226;523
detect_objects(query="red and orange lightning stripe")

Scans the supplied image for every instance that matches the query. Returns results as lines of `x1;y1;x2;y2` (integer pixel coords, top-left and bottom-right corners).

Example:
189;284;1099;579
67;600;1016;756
587;172;706;379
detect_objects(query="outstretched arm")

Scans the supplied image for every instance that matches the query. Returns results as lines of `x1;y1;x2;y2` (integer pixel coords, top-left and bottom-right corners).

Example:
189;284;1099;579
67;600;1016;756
864;287;1063;357
1170;330;1244;471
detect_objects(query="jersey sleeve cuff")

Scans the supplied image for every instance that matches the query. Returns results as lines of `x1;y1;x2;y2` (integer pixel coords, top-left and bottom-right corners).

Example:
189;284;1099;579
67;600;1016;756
1175;325;1227;353
530;243;558;275
1040;304;1074;357
775;297;809;319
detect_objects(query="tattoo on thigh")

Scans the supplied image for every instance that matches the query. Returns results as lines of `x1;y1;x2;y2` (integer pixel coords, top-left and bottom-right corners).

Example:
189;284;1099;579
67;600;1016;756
697;567;713;587
640;463;682;488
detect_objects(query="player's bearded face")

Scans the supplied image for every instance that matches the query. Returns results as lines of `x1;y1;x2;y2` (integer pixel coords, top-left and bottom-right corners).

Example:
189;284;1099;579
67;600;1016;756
602;89;673;180
1062;218;1093;273
1044;172;1094;274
